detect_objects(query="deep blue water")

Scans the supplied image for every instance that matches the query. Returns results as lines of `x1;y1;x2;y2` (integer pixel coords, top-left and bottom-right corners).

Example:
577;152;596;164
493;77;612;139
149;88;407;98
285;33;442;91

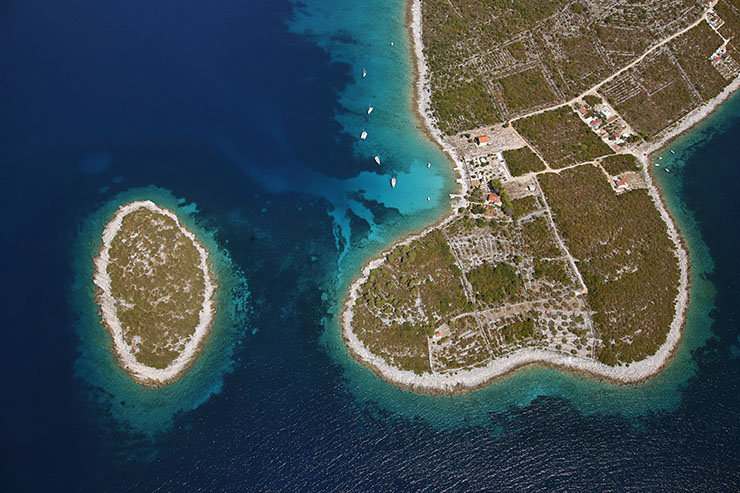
1;0;739;490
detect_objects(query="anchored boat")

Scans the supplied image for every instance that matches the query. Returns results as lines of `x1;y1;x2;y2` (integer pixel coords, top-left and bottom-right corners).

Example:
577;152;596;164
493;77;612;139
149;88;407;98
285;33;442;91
374;155;381;165
391;176;396;188
367;106;374;115
360;130;367;140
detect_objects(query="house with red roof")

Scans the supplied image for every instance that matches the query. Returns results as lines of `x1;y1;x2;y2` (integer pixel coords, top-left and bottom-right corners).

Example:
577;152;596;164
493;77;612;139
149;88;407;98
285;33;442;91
475;135;489;147
487;193;502;206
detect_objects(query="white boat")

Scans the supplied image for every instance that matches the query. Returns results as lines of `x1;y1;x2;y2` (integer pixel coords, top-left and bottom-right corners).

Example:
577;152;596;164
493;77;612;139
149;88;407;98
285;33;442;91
427;162;431;168
367;106;374;115
670;150;675;154
664;168;670;173
362;68;367;78
658;156;662;160
374;155;381;165
391;176;397;188
427;196;430;201
654;163;660;166
390;42;394;46
360;131;367;140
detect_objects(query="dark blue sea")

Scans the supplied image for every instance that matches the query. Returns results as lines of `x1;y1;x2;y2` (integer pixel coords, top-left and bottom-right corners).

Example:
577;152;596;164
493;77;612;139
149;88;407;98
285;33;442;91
1;0;739;490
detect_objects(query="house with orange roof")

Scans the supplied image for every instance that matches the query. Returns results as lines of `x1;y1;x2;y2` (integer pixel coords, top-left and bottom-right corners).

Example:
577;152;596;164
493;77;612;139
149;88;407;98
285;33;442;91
487;193;502;206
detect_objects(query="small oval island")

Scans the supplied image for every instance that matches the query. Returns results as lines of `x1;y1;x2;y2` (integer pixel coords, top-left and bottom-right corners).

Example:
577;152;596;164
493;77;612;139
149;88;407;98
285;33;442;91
93;200;216;387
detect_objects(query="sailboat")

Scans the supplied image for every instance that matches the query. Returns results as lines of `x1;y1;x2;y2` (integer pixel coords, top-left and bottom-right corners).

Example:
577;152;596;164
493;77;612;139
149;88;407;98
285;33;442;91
367;106;374;115
391;176;397;188
362;68;367;78
360;130;367;140
374;155;381;165
426;162;431;168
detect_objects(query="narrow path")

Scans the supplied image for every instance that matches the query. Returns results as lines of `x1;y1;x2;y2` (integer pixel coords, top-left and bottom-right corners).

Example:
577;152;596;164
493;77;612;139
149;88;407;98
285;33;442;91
534;180;588;297
441;229;496;355
509;3;717;125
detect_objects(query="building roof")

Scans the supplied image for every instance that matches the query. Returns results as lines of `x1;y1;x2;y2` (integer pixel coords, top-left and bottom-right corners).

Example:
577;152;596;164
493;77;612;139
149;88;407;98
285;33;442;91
476;135;489;143
487;193;502;204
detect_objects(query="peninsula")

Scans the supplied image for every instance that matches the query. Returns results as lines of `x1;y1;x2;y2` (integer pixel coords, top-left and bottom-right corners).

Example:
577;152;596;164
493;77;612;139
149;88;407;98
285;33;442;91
342;0;740;392
93;200;216;387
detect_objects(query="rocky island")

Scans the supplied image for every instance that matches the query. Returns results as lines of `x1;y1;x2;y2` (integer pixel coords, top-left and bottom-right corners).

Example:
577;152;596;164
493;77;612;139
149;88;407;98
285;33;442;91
342;0;740;392
93;200;216;387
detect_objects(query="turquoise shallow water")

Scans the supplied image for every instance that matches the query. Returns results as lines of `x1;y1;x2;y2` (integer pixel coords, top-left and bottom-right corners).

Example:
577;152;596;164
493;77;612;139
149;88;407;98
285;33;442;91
290;0;723;426
289;0;456;267
71;186;251;433
2;0;740;488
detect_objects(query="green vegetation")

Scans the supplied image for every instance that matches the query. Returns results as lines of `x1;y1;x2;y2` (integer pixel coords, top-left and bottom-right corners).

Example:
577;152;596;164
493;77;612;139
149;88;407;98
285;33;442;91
349;211;595;374
669;22;727;101
106;206;209;370
351;0;718;379
432;78;501;135
467;262;522;305
497;69;558;114
717;0;740;41
519;216;561;258
503;147;545;177
583;94;602;107
600;154;640;175
421;0;708;133
539;165;679;365
502;318;536;343
601;19;730;139
513;107;613;168
511;195;540;218
488;179;513;215
352;230;467;373
601;50;697;138
433;315;491;369
533;259;571;285
540;33;613;97
507;41;527;61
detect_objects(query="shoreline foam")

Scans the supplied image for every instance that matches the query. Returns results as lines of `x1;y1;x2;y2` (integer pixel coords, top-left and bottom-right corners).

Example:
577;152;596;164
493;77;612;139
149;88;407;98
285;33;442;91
339;0;738;393
93;200;217;387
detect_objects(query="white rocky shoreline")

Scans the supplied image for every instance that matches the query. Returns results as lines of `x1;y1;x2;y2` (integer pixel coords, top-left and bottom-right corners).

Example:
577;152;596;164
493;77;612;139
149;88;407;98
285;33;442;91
93;200;217;387
340;0;740;393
